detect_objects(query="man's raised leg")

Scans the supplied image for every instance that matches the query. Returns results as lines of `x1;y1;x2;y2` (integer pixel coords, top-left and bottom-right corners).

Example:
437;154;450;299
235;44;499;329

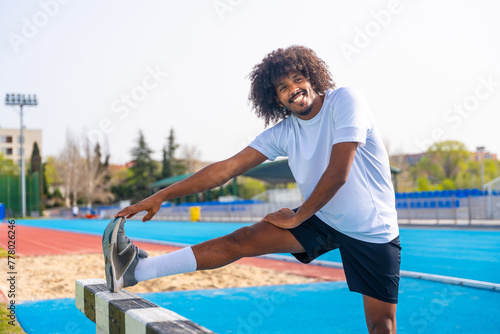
193;221;305;270
134;221;305;282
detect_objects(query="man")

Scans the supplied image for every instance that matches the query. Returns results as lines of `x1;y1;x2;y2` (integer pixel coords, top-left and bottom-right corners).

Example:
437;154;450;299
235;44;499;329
104;45;400;333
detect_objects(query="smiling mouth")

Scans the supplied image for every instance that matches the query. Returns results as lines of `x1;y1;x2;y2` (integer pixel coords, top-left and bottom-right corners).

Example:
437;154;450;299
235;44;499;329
290;91;306;103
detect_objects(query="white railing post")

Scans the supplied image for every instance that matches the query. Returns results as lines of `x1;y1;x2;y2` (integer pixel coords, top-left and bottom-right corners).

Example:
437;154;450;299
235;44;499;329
484;176;500;220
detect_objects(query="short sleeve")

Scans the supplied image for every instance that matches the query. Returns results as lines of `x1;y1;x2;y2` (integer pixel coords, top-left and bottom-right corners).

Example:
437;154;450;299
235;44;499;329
249;122;288;161
331;88;372;147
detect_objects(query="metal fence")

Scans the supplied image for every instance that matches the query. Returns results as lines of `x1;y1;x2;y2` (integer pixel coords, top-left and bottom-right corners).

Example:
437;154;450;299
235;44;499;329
58;189;500;225
395;190;500;224
99;200;303;222
0;171;41;217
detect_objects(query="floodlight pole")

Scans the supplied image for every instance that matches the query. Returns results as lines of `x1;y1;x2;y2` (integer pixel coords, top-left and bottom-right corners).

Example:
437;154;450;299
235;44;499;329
5;94;38;218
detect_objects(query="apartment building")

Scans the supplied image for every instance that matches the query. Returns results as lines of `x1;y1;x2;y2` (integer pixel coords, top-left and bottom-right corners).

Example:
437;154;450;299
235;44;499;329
0;127;42;165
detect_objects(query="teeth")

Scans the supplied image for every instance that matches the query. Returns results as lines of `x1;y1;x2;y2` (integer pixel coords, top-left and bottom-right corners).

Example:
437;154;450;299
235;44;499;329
292;94;304;103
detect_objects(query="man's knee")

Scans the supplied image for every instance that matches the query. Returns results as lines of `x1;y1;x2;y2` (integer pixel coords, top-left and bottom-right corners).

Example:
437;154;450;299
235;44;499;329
364;296;397;334
366;315;396;334
224;226;257;253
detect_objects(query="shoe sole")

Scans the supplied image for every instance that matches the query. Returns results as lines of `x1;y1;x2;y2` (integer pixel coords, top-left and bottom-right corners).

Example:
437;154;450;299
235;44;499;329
102;217;125;292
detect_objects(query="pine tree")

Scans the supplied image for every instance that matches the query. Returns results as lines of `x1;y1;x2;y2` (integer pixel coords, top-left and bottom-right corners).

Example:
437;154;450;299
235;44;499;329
161;128;185;178
30;142;42;173
30;142;43;211
128;131;157;202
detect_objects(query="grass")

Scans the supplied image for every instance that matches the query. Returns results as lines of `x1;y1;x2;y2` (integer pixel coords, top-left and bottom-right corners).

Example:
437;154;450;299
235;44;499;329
0;296;26;333
0;247;9;257
0;303;26;334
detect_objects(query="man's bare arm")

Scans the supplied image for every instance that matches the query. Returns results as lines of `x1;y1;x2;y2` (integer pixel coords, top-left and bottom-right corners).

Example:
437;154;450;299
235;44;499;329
261;142;358;229
116;146;268;221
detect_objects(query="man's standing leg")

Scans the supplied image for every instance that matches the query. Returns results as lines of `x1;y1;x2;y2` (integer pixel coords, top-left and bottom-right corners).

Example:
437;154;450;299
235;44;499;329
363;295;397;334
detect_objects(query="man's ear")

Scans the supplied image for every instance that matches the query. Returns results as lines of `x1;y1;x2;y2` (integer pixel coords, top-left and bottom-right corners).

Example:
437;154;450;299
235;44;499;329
275;96;284;107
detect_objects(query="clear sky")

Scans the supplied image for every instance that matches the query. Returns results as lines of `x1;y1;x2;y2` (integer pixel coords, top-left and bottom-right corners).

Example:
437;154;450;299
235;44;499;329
1;0;499;164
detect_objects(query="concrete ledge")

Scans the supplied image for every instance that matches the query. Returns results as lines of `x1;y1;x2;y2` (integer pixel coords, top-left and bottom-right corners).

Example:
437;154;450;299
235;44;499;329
75;278;214;334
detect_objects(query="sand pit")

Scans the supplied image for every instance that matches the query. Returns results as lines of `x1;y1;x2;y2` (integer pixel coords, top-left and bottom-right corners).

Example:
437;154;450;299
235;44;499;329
9;251;318;301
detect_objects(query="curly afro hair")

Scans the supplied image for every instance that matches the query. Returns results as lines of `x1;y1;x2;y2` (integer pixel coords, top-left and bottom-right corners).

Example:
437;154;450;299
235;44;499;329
248;45;335;126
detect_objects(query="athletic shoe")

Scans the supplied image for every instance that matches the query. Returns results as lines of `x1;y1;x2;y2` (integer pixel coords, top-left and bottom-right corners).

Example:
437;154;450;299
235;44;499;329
102;217;149;292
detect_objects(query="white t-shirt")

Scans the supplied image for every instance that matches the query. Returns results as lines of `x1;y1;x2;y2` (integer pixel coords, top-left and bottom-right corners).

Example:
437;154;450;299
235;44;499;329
249;87;399;243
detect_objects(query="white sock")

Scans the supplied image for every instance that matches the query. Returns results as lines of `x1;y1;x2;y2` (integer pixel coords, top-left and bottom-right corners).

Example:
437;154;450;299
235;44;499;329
134;247;197;282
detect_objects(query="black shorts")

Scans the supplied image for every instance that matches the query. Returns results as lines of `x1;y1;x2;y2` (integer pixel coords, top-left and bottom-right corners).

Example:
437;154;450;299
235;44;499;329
288;214;401;304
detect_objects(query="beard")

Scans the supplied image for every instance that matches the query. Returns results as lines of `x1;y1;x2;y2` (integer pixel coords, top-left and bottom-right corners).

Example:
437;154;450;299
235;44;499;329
286;89;317;117
294;104;314;116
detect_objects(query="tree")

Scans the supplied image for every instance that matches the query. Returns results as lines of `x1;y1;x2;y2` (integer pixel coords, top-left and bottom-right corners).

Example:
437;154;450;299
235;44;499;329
427;140;469;180
458;160;480;189
391;142;500;192
0;152;18;175
44;156;63;190
30;141;43;211
442;178;455;190
417;177;431;191
57;132;84;207
181;144;201;173
82;139;114;207
30;142;42;173
484;160;499;185
161;128;185;178
110;165;133;201
238;177;267;199
128;131;157;202
43;156;65;207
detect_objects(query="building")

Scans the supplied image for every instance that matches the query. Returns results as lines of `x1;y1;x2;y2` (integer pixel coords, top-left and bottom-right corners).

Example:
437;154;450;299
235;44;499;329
390;152;426;167
0;127;42;165
471;150;497;162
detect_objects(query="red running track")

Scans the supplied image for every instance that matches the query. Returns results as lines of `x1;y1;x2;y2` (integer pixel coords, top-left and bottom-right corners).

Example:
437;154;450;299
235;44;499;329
0;224;179;256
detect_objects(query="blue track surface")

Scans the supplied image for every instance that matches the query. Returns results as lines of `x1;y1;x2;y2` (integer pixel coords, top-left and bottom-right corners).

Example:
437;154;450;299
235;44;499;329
11;218;500;333
15;219;500;283
17;278;500;334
